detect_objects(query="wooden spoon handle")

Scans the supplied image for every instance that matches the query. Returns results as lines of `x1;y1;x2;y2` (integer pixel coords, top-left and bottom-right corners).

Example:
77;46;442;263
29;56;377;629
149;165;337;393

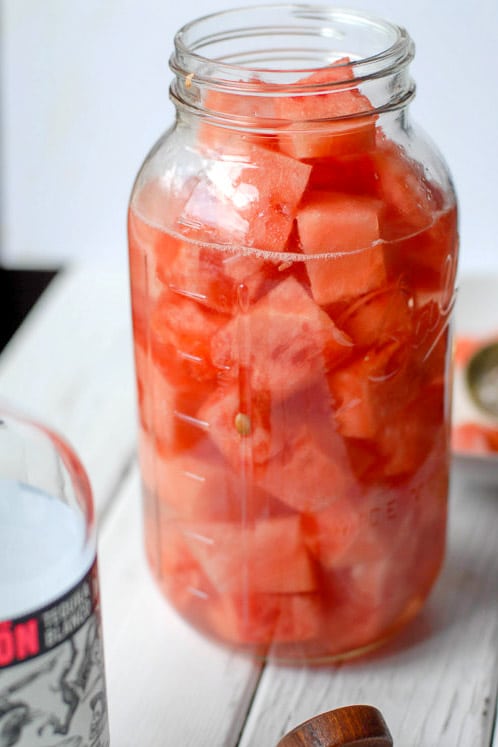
277;705;393;746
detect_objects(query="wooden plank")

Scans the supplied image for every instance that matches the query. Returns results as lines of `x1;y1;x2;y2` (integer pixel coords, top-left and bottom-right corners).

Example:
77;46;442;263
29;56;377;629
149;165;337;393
237;473;498;747
98;462;263;746
0;264;137;515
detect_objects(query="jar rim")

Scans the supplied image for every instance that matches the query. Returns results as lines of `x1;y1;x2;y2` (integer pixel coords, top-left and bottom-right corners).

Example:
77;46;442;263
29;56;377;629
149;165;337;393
172;4;414;85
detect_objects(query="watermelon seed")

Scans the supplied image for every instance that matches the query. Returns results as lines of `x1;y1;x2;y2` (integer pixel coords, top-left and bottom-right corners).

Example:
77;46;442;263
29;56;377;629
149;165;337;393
235;412;251;436
278;261;293;272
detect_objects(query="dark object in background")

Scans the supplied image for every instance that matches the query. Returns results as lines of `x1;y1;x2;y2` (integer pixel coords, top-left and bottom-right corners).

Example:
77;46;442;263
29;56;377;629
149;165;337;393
0;268;59;351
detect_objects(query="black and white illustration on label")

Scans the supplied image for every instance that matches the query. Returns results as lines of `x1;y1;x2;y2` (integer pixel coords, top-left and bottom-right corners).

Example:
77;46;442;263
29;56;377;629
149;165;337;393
0;561;110;747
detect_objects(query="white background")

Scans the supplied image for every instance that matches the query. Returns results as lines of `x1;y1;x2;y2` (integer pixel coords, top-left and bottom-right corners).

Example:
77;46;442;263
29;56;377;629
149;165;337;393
1;0;497;273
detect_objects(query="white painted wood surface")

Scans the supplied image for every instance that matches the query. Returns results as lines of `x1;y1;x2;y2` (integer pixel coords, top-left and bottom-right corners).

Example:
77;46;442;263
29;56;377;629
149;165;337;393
99;464;263;746
0;264;496;746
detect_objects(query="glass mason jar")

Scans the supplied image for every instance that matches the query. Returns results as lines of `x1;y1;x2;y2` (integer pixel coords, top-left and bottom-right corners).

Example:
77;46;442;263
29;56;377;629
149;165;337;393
128;5;458;663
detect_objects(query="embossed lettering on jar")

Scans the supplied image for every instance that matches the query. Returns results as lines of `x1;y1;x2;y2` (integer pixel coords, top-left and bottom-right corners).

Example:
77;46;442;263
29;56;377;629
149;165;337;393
128;5;459;663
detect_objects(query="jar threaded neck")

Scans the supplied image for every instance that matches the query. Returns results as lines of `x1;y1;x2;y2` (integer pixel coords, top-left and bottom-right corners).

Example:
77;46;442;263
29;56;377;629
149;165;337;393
170;4;415;126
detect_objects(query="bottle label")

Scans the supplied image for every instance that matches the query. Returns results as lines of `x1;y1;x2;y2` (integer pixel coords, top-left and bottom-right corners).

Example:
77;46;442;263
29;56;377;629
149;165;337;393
0;559;110;747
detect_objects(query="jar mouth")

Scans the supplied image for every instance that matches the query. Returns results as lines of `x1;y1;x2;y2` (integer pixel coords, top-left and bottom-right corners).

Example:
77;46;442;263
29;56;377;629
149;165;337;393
171;4;414;86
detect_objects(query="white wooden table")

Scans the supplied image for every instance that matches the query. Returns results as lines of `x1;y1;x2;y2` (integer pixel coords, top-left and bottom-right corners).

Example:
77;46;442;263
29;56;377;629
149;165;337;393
1;263;497;747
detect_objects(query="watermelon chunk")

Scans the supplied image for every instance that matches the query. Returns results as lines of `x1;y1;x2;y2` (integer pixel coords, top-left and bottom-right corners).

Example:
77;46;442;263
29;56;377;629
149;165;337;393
150;288;227;386
297;191;384;306
328;360;378;439
199;384;288;467
129;179;199;310
144;516;212;612
202;80;276;122
319;562;393;654
275;60;376;159
383;207;458;302
372;137;441;239
181;142;311;253
317;479;447;656
128;206;171;346
253;386;356;513
198;374;355;512
211;275;353;399
157;230;269;315
129;187;266;317
139;433;282;522
308;152;379;195
181;515;316;594
452;422;498;455
327;340;412;440
377;382;446;476
337;284;414;348
206;591;322;645
303;478;424;571
198;78;278;152
135;353;209;453
411;299;451;384
303;497;383;568
279;118;376;161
